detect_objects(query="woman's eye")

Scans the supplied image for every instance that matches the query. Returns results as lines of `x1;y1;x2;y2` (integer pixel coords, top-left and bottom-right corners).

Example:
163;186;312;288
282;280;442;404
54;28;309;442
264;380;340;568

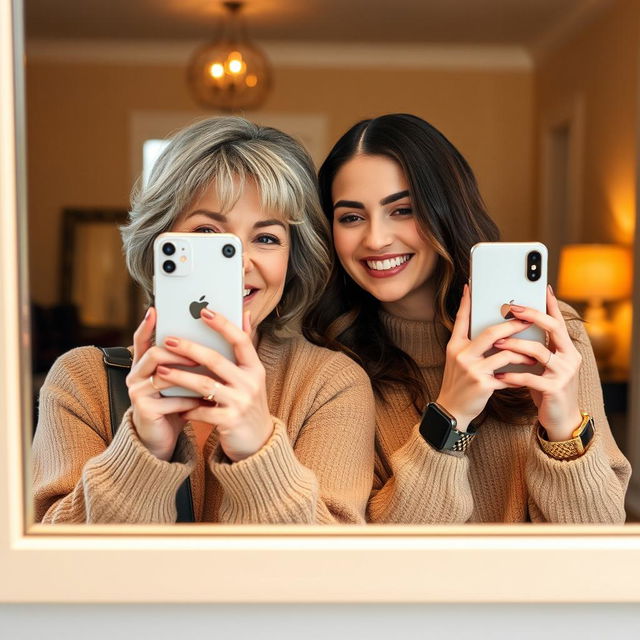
337;214;363;224
255;234;280;245
193;226;217;234
392;208;413;216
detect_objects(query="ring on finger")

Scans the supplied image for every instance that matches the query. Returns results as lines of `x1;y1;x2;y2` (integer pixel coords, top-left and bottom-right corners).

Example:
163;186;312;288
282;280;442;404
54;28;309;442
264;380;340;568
203;381;220;402
149;375;160;391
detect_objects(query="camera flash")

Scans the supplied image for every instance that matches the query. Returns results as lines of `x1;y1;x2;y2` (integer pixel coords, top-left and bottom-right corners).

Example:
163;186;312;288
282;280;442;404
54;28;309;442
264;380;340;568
180;255;188;263
531;264;537;270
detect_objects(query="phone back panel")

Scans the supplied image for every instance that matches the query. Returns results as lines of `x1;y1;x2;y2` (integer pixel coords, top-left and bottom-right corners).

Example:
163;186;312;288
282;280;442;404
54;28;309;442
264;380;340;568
153;232;243;397
470;242;547;373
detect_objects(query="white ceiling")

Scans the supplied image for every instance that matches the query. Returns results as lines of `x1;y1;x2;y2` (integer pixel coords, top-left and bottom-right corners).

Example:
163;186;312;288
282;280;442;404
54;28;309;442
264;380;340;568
25;0;610;47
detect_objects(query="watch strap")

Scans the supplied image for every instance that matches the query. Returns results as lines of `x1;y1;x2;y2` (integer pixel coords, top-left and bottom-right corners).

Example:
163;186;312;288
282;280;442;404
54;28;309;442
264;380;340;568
537;412;595;460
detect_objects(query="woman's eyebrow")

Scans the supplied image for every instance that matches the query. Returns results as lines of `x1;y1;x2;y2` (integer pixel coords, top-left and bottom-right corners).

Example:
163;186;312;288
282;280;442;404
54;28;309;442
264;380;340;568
380;190;410;206
254;218;286;230
333;200;364;210
186;209;226;222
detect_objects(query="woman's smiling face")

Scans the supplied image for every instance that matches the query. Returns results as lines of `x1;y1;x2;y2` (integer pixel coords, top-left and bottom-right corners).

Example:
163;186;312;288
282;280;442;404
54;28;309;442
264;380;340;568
331;154;438;318
174;177;290;330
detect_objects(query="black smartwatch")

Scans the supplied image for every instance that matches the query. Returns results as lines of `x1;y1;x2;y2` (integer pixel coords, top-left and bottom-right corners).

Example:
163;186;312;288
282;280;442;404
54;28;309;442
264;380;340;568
419;402;477;453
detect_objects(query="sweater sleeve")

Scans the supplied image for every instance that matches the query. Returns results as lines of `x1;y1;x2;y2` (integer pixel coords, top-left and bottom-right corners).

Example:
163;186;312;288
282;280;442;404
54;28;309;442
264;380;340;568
367;425;474;524
525;303;631;523
32;347;196;524
208;355;375;524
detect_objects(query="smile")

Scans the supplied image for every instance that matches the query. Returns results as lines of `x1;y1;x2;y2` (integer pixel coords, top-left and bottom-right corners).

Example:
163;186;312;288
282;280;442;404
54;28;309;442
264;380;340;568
243;287;259;303
361;254;413;278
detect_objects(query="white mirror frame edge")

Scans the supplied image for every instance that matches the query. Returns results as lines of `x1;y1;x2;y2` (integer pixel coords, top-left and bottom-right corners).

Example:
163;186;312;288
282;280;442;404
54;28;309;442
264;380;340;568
3;0;640;604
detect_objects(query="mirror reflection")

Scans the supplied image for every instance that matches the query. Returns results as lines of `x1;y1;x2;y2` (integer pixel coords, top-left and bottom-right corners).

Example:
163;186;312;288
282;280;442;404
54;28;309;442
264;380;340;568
25;0;637;525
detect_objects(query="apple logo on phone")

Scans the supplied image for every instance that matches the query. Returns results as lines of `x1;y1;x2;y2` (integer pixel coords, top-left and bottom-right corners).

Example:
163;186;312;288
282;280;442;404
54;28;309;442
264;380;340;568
500;300;516;320
189;295;209;319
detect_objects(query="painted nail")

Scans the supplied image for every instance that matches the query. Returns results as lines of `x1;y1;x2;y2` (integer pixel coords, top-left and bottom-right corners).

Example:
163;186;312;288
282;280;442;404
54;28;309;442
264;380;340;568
509;304;525;312
157;365;170;375
165;337;179;347
201;308;215;320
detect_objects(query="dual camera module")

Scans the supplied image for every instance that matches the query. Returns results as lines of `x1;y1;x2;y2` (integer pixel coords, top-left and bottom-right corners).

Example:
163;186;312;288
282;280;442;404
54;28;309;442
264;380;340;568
161;241;236;274
527;251;542;281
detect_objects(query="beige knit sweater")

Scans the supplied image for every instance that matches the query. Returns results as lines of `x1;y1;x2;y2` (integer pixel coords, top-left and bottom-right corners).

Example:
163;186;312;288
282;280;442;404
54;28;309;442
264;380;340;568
367;304;631;523
33;334;375;524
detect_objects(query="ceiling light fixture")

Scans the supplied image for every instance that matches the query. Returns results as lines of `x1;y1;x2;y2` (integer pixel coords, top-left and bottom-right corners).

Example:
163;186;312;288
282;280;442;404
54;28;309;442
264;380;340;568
187;1;272;111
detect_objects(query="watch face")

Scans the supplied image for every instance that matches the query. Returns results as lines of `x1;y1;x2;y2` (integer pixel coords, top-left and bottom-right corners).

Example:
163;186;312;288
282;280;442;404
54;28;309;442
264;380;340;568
419;404;455;450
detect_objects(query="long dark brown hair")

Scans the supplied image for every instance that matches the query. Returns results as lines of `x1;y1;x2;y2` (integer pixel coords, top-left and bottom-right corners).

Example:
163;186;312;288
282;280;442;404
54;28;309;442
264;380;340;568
303;113;536;422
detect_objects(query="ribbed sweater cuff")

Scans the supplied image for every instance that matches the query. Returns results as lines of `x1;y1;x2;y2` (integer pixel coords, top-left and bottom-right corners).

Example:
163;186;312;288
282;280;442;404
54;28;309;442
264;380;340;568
527;431;626;523
370;426;472;524
209;419;317;523
82;408;196;522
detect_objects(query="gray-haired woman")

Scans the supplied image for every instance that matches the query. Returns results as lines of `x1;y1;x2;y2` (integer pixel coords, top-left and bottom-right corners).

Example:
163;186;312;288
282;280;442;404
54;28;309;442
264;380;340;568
33;116;375;524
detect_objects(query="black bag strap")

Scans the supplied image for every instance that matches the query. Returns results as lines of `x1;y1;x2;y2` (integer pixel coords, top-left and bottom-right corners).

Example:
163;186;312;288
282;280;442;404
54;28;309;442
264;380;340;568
100;346;195;523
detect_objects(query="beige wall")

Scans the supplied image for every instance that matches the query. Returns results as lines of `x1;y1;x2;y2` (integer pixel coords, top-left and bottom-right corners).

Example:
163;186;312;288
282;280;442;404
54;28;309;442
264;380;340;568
535;0;639;371
536;0;639;245
26;60;534;306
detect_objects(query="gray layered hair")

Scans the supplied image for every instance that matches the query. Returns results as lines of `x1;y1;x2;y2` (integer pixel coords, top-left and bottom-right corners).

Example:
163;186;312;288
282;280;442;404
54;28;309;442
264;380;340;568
121;116;332;336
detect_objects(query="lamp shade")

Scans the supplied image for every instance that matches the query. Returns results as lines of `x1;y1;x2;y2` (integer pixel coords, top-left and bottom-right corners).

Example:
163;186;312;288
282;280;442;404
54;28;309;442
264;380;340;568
557;244;632;302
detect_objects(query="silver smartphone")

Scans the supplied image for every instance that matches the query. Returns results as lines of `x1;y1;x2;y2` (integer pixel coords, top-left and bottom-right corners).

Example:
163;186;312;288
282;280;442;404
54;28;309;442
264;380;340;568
153;232;244;397
469;241;548;374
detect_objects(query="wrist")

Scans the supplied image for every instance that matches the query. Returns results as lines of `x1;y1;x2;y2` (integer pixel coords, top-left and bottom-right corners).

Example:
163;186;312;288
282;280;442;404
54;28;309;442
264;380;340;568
539;410;583;442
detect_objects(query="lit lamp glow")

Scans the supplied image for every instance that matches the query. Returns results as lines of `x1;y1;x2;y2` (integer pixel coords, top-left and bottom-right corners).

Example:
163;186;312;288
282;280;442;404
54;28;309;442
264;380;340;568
557;244;632;370
187;1;271;111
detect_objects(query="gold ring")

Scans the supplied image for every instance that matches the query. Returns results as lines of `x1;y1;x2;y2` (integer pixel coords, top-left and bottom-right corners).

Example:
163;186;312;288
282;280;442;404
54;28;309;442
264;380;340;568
545;352;554;367
150;375;160;391
203;382;219;402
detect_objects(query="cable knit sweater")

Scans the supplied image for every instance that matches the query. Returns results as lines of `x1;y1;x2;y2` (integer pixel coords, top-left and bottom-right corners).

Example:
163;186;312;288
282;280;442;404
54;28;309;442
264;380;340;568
367;304;631;524
33;334;375;524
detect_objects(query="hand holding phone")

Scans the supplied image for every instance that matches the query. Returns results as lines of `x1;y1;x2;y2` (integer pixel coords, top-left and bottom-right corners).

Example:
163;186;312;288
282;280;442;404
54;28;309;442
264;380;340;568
435;284;537;432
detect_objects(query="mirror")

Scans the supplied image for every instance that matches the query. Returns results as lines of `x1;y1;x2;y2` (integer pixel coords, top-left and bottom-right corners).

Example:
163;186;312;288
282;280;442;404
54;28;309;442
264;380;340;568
20;0;639;529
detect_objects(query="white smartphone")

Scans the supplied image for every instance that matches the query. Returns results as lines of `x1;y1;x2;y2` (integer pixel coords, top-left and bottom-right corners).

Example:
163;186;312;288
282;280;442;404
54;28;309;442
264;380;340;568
469;241;548;374
153;232;243;397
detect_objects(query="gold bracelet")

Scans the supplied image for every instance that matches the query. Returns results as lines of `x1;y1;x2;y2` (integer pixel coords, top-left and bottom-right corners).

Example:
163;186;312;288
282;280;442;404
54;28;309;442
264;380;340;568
537;412;595;460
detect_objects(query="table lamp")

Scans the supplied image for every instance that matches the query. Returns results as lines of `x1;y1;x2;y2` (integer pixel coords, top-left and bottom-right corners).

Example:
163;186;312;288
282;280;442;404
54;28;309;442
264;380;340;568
557;244;632;370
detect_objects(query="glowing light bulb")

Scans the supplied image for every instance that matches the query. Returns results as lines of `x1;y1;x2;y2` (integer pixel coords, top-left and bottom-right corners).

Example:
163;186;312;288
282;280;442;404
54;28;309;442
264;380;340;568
228;59;243;74
209;63;224;79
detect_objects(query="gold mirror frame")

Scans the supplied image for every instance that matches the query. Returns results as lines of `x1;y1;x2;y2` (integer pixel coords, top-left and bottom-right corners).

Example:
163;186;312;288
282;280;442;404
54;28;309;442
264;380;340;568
3;0;640;603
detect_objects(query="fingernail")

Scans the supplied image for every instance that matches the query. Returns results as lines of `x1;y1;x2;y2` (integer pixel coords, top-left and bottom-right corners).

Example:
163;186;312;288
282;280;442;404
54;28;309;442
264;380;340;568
157;365;170;375
494;372;506;379
494;339;506;346
165;337;179;347
548;284;555;297
509;304;525;312
201;308;215;320
144;307;151;321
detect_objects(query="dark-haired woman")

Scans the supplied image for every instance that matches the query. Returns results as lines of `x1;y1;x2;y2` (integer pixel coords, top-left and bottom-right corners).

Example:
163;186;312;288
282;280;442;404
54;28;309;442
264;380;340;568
304;113;630;523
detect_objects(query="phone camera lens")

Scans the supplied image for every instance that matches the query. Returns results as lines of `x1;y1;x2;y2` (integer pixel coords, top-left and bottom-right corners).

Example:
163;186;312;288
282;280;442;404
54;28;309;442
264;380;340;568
530;252;540;262
163;260;176;273
222;244;236;258
162;242;176;256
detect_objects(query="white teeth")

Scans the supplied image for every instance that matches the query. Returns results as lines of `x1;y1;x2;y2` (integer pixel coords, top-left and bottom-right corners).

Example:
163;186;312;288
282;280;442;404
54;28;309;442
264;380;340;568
243;288;252;297
366;255;411;271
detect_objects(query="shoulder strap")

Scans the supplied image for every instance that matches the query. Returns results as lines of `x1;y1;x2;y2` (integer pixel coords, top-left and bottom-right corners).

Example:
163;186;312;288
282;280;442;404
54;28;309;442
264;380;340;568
100;346;195;523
